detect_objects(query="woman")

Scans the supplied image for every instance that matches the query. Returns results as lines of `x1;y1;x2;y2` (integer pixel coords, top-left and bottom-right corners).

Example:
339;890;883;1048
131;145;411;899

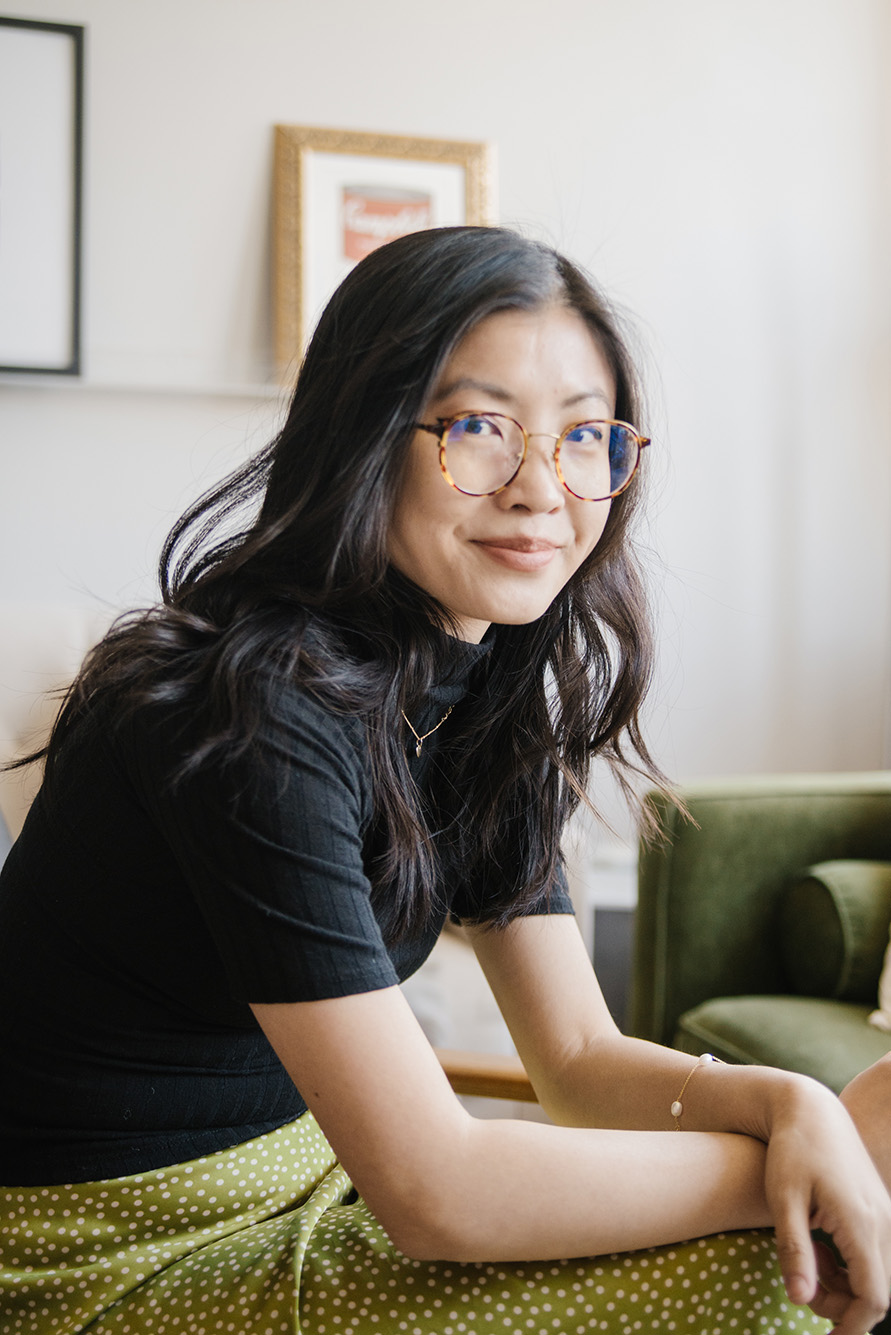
1;226;890;1335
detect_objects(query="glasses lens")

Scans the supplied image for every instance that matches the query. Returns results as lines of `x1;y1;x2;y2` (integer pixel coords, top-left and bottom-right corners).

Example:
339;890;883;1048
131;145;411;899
443;415;524;495
558;422;640;500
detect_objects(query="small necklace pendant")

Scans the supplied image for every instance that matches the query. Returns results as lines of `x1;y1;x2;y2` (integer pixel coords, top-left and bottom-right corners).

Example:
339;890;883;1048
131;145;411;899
401;704;454;759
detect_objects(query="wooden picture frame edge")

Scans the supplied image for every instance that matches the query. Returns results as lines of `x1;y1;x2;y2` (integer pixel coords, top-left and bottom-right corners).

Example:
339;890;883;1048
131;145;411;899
273;125;497;376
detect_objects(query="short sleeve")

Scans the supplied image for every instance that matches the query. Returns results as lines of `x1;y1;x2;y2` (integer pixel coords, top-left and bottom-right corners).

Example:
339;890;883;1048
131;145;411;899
450;856;575;924
127;691;399;1004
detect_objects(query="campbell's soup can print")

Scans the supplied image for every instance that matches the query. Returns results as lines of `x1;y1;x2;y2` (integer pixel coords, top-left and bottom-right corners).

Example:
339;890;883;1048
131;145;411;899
342;186;434;262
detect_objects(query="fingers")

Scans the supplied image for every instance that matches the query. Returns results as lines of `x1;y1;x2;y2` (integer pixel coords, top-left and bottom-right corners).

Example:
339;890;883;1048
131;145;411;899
812;1239;849;1298
772;1199;819;1305
831;1244;891;1335
771;1206;888;1332
819;1295;888;1335
806;1247;852;1323
807;1239;889;1335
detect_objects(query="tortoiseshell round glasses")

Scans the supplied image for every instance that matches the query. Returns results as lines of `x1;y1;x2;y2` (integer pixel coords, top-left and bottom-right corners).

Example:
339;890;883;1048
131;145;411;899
415;412;650;501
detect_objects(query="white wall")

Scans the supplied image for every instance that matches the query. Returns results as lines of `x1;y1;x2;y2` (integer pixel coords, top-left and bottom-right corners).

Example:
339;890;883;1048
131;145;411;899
2;0;889;823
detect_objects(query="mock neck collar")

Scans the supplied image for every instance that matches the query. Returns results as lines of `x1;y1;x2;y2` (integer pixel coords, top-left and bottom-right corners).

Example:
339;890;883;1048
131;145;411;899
431;625;493;689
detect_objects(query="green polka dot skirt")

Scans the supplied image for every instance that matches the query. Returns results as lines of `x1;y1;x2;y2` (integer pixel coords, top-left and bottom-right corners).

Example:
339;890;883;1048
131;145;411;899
1;1112;830;1333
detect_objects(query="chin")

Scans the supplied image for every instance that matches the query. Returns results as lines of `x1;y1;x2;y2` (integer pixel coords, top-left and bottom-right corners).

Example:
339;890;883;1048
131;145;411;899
481;601;556;628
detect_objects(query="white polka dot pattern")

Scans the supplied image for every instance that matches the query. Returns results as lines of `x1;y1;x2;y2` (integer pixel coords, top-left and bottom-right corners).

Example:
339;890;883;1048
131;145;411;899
1;1114;831;1334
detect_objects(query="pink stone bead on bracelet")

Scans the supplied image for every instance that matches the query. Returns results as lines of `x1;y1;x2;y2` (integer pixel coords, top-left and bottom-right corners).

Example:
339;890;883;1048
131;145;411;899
671;1052;724;1129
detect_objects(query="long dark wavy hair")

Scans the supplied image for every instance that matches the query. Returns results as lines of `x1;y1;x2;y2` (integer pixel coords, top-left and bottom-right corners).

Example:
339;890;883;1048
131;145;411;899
36;226;668;936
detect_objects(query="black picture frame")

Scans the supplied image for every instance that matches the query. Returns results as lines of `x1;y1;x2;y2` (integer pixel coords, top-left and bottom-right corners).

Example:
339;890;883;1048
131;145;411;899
0;16;84;375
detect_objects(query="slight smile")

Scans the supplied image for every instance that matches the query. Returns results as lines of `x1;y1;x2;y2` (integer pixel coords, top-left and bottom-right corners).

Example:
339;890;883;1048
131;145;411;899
472;537;562;571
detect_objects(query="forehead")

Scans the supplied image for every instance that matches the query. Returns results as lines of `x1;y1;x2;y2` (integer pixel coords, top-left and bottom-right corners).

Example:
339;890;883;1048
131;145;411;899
430;305;616;412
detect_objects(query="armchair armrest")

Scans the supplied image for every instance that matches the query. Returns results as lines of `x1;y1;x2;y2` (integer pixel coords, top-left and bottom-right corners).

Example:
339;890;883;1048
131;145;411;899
435;1048;537;1102
632;772;891;1049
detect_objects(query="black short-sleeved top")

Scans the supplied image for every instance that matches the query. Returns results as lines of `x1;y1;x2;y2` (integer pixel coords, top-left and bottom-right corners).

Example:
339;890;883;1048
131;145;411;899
0;633;572;1186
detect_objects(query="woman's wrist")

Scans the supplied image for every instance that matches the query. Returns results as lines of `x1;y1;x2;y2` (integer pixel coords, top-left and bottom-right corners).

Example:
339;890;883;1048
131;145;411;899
670;1053;724;1129
678;1058;831;1144
746;1067;839;1143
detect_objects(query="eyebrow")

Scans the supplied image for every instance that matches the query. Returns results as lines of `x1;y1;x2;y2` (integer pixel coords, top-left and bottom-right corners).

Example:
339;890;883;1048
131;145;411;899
431;376;612;411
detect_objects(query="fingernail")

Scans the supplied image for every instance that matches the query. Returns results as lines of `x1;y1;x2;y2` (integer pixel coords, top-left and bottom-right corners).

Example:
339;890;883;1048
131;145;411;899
784;1275;810;1304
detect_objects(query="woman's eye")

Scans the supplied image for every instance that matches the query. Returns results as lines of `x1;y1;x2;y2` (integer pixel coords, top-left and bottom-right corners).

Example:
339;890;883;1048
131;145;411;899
450;415;501;441
462;415;497;437
565;423;605;447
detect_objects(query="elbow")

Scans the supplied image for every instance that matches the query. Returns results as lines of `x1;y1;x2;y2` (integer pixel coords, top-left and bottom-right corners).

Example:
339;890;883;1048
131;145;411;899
385;1220;455;1263
372;1182;488;1263
354;1115;494;1262
387;1225;485;1264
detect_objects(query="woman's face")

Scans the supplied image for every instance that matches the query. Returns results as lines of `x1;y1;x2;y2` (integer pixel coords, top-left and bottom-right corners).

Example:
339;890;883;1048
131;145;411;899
388;304;616;642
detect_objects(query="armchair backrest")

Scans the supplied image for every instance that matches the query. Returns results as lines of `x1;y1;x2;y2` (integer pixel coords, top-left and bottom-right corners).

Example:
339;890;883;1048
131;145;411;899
632;773;891;1047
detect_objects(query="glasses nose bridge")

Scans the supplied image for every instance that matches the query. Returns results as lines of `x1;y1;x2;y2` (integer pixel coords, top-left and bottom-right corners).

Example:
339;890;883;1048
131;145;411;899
503;426;566;501
518;427;563;475
524;429;561;448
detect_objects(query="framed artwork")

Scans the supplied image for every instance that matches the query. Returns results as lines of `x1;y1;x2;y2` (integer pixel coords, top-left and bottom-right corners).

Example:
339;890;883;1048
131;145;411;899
0;16;84;375
273;125;496;372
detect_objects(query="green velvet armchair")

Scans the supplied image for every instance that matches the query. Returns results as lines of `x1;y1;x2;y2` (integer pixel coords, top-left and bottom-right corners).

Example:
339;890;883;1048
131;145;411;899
631;772;891;1093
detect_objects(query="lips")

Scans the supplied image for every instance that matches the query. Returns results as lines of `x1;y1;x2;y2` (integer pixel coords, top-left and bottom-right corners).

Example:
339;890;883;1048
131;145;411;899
473;536;561;571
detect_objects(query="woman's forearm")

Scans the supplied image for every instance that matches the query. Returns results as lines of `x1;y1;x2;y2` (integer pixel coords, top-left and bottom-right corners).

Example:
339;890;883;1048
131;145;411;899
528;1030;821;1141
470;914;823;1142
397;1116;770;1262
254;992;771;1266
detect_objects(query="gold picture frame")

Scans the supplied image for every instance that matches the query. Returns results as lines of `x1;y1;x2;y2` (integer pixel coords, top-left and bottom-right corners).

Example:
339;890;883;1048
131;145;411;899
273;125;497;374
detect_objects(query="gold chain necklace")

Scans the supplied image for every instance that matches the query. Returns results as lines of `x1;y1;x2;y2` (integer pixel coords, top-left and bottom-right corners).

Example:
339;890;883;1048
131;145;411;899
401;705;454;758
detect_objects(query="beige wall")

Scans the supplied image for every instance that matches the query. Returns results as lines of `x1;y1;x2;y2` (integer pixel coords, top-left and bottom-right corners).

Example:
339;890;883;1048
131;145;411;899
1;0;889;820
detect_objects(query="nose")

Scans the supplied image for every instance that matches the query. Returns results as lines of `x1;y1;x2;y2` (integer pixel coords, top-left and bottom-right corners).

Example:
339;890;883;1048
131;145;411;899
497;433;565;512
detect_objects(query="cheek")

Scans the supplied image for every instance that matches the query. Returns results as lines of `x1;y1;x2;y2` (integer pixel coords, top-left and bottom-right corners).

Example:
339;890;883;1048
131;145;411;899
388;453;427;549
394;441;452;524
575;500;612;562
387;453;462;575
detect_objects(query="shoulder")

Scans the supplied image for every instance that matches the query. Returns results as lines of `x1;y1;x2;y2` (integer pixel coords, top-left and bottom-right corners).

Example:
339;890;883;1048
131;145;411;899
91;666;374;832
266;672;369;751
260;677;372;798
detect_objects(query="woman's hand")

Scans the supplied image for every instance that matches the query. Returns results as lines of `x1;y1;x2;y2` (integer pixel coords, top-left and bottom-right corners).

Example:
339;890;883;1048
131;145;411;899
760;1074;891;1335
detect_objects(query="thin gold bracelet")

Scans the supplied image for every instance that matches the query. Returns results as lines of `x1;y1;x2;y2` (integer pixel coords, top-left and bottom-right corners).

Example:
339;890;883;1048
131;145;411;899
671;1053;724;1129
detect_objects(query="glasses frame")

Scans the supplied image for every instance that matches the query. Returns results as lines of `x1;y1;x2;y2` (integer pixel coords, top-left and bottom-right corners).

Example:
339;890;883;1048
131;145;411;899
415;412;651;502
